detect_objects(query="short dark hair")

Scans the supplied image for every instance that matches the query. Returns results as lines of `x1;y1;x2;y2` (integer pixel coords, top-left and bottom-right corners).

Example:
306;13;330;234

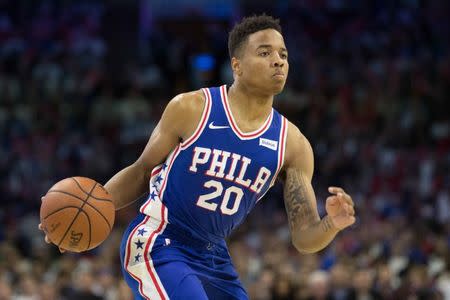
228;14;282;59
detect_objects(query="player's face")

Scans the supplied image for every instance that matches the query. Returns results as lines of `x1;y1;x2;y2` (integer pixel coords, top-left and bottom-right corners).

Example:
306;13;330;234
235;29;289;95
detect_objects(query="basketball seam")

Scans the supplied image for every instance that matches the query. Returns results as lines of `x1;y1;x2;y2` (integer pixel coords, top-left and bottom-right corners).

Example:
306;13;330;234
56;182;97;248
71;177;112;202
47;190;112;230
86;209;92;251
43;206;93;251
43;205;86;220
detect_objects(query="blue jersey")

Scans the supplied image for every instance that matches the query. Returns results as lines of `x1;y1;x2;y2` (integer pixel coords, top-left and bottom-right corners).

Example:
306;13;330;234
140;85;288;244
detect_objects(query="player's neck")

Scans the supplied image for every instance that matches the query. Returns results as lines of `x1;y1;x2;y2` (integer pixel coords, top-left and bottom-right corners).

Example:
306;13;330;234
227;83;273;123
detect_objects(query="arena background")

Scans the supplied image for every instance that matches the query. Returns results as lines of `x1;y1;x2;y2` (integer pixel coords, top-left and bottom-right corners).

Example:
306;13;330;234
0;0;449;299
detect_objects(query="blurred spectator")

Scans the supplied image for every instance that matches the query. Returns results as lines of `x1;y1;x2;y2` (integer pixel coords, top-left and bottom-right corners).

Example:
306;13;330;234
353;268;382;300
305;270;332;300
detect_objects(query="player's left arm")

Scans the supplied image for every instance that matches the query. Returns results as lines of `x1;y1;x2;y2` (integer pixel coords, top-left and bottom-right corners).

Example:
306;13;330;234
280;122;356;254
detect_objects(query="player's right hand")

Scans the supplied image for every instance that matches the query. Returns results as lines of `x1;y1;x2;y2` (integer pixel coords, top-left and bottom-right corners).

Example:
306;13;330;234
39;197;66;253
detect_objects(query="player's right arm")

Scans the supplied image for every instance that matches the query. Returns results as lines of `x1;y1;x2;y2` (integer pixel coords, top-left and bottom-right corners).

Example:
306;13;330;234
39;90;205;250
104;90;206;210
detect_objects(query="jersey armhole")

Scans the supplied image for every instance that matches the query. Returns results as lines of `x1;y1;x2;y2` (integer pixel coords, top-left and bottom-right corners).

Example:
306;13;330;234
180;88;212;149
269;116;288;187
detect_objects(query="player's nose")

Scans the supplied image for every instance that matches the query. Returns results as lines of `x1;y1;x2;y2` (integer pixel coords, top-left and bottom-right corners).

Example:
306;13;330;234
273;61;284;68
272;53;285;68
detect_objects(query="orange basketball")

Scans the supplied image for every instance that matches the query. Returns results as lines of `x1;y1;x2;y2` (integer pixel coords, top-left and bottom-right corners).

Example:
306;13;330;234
40;177;115;252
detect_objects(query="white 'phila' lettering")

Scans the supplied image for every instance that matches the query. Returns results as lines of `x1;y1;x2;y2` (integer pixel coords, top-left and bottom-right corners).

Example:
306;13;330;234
189;146;272;194
250;167;271;193
206;149;231;178
189;147;211;172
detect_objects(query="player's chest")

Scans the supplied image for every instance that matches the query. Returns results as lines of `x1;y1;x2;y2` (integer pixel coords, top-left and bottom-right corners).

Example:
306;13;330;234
186;143;278;192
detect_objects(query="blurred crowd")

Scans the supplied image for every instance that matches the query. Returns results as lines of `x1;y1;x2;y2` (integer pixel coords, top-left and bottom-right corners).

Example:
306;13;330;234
0;0;449;299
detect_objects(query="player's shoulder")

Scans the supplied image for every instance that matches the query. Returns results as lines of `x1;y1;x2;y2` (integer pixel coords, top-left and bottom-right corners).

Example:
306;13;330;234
275;112;303;138
284;119;313;167
164;89;205;121
285;120;307;145
162;89;206;140
169;89;205;114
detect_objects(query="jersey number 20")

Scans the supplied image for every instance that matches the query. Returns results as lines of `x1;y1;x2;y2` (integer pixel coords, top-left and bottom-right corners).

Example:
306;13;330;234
196;180;243;215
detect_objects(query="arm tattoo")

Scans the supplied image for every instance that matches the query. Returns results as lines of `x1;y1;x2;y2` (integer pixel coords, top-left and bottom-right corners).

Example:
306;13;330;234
321;216;334;233
283;170;319;231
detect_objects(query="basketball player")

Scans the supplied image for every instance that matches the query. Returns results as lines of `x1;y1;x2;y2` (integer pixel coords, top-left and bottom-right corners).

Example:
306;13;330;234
40;15;356;299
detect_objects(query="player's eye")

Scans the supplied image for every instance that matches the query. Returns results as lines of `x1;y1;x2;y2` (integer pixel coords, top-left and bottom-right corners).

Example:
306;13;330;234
280;53;288;59
259;51;270;57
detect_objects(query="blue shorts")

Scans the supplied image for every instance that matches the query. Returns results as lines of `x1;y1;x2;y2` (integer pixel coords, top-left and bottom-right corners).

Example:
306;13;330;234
120;213;248;300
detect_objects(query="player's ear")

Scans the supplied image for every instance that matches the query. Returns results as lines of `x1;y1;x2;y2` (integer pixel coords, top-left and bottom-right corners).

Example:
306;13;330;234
231;57;242;76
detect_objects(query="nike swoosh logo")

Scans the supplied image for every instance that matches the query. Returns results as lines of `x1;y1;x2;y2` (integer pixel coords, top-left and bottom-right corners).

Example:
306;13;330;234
208;122;230;130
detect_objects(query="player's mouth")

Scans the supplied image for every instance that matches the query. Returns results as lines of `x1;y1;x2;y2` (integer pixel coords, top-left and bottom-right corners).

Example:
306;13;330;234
272;71;285;79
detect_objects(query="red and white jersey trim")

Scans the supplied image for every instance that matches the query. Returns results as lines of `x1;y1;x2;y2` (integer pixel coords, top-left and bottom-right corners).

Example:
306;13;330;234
140;144;180;218
220;85;273;140
180;88;212;149
123;207;169;299
270;116;288;188
257;116;288;202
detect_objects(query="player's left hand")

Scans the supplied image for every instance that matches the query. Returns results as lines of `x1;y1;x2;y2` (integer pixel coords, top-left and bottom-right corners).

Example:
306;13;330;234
325;187;355;230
